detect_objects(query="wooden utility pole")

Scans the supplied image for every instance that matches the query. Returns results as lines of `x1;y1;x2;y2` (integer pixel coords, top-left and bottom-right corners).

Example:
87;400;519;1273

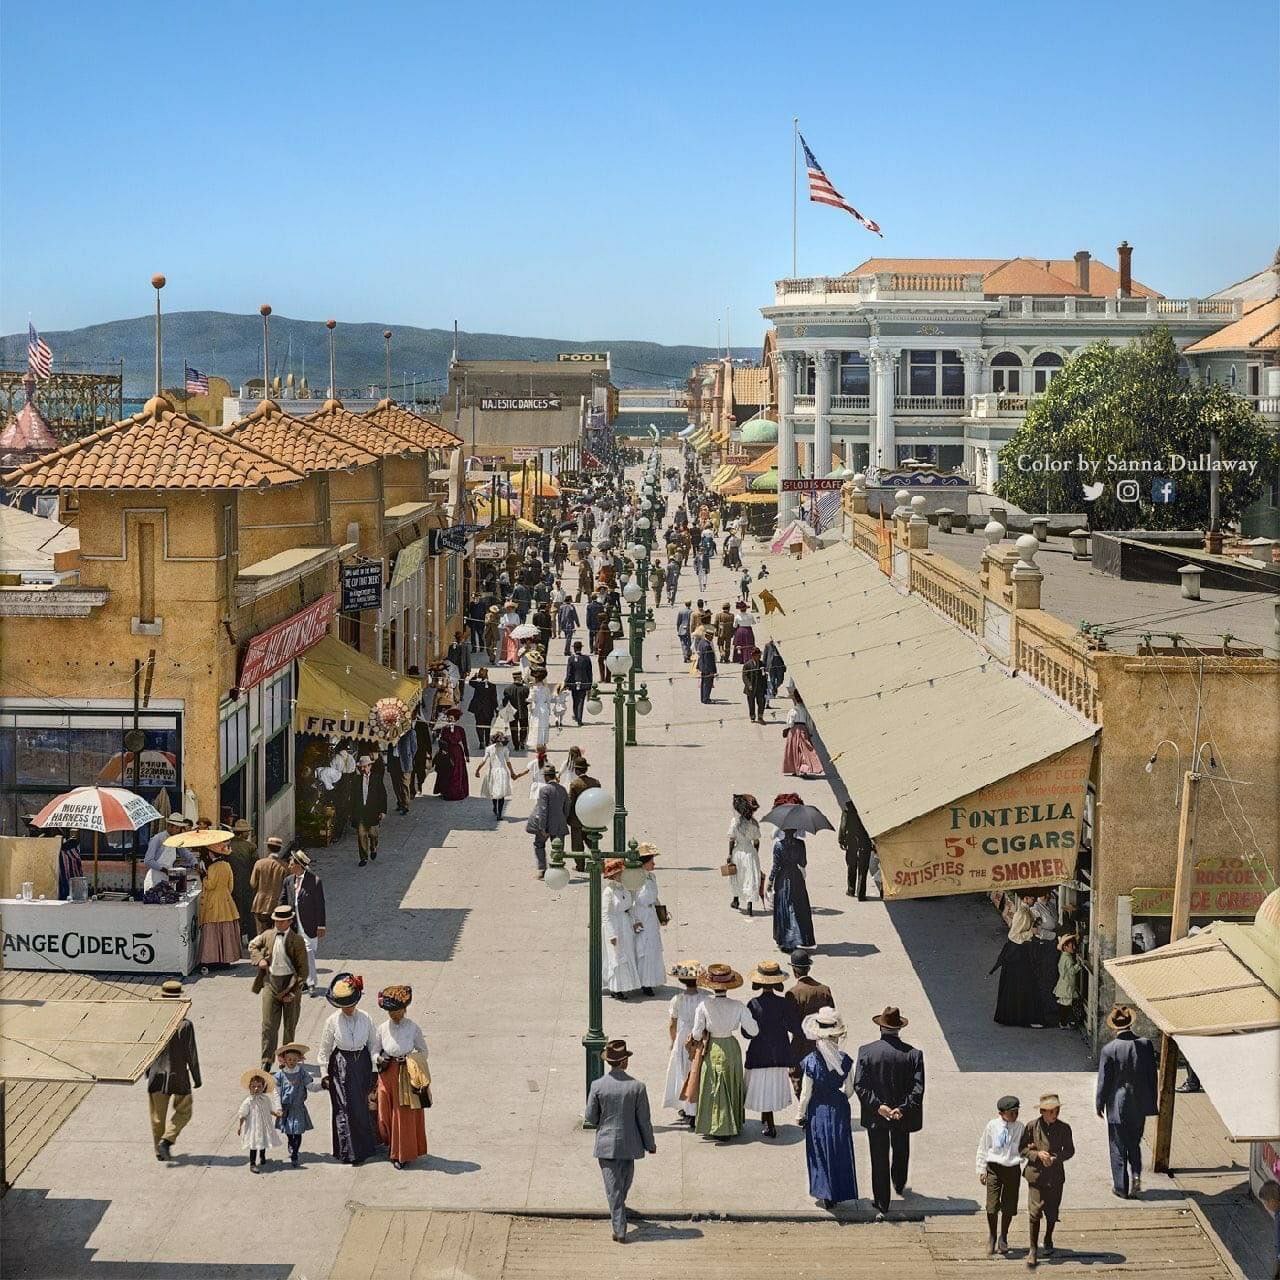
1152;768;1201;1171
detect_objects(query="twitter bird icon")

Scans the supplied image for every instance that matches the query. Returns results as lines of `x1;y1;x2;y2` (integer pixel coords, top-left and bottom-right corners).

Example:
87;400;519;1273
1082;481;1105;502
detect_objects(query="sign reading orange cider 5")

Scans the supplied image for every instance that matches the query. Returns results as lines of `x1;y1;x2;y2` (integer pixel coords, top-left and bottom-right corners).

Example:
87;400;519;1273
877;741;1094;900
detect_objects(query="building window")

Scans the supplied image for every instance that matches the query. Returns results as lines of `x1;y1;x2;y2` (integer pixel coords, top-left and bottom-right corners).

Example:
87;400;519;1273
838;352;869;396
136;521;156;624
991;352;1023;393
1204;366;1214;385
907;351;963;397
1249;365;1261;397
799;357;816;396
1227;364;1238;389
1032;352;1065;393
220;701;250;779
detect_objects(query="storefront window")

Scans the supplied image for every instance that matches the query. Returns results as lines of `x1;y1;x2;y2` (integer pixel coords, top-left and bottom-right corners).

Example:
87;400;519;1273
264;729;289;802
16;727;72;788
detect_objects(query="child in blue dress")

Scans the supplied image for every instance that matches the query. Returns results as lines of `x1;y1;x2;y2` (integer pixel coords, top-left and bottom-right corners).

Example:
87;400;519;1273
273;1042;319;1167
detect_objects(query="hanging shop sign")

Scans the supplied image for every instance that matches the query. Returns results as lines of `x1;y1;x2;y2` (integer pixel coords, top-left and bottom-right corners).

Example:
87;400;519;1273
474;542;508;561
876;741;1093;900
237;592;336;692
1129;858;1271;918
341;561;383;613
512;447;540;462
429;523;482;555
480;396;561;411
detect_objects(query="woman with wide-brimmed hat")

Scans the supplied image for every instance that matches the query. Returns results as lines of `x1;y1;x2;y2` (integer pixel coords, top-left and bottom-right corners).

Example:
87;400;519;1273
744;960;800;1139
601;860;641;1000
433;707;470;802
727;794;765;916
690;963;758;1141
663;962;707;1125
498;601;521;665
767;794;816;953
191;830;243;968
318;973;378;1165
374;985;429;1169
782;689;823;778
797;1006;858;1209
475;727;526;820
631;845;666;996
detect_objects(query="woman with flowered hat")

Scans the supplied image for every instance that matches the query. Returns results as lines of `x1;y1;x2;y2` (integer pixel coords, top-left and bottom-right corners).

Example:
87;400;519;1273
374;985;429;1169
601;860;641;1001
691;963;758;1141
663;962;707;1125
318;973;378;1165
191;830;243;968
433;706;470;801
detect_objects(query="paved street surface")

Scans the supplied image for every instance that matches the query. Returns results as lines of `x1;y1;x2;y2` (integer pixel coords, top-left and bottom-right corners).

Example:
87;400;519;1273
3;490;1204;1280
330;1207;1237;1280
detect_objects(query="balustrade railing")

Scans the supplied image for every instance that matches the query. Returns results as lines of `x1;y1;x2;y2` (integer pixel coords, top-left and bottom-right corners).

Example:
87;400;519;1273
1014;612;1101;722
909;554;982;636
831;394;870;411
894;395;966;412
793;395;815;410
1032;298;1066;314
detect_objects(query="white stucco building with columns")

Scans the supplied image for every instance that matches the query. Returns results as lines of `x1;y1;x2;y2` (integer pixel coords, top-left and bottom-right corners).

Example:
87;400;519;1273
762;247;1248;524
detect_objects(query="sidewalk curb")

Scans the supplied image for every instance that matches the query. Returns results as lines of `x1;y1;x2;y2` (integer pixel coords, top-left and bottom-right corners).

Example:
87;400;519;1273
1184;1196;1251;1280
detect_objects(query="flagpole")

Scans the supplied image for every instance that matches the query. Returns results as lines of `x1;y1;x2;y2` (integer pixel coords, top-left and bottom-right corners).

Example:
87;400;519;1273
791;117;799;278
151;275;166;397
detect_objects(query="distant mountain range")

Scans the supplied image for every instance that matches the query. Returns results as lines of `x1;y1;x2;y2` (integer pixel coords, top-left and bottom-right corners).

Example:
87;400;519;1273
1;312;758;397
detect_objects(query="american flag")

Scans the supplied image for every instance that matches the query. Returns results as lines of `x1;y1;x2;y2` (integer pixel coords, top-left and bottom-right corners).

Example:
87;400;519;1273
27;322;52;380
581;447;602;470
799;133;882;236
185;366;210;395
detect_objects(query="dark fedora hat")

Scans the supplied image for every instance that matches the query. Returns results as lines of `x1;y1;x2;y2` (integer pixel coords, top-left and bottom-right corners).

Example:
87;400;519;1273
603;1039;631;1065
872;1006;909;1030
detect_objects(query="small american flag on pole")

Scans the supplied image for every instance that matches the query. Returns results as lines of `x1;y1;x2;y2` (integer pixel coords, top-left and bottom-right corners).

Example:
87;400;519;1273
799;133;882;236
185;366;210;395
27;322;53;380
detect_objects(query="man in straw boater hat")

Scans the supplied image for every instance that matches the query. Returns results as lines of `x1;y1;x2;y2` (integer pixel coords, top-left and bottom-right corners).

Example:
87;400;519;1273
853;1006;925;1221
584;1040;656;1244
279;847;326;994
1019;1092;1075;1268
248;905;309;1069
1095;1004;1158;1200
145;980;200;1162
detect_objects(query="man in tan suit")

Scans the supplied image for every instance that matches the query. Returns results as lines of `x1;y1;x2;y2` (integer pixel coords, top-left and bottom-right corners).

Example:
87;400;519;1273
249;905;308;1069
250;835;288;934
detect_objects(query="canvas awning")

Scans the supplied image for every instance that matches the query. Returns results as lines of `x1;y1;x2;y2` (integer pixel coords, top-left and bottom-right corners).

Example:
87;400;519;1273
0;996;191;1083
295;634;422;741
758;543;1097;899
1178;1030;1279;1139
724;492;779;505
389;535;430;589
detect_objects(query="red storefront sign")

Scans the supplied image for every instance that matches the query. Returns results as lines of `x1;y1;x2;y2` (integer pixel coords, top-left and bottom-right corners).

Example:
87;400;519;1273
237;594;336;692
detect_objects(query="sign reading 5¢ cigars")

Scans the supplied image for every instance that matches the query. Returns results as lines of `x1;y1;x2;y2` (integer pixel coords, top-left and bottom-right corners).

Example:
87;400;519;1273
876;740;1095;900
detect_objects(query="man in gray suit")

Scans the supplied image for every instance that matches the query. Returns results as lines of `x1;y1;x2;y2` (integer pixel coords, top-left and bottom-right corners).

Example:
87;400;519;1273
584;1039;656;1243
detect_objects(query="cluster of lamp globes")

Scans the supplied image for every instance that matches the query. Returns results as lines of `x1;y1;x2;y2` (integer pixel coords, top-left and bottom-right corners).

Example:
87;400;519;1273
584;647;651;717
543;783;648;892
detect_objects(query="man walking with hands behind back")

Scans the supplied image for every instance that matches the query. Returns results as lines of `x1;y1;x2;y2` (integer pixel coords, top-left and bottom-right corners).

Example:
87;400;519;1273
585;1039;656;1244
854;1006;925;1221
1095;1004;1158;1199
146;980;200;1162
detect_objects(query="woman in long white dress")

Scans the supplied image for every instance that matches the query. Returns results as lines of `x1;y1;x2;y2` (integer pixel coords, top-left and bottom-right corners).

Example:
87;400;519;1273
728;793;765;915
528;670;554;767
602;860;641;1000
631;850;666;996
475;729;525;820
663;963;707;1125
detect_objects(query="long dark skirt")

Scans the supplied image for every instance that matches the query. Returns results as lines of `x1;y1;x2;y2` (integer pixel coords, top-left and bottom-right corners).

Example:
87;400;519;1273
992;940;1039;1026
328;1047;378;1162
773;865;815;951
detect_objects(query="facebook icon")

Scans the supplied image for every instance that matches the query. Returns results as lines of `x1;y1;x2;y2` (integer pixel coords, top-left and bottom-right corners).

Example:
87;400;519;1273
1151;476;1177;504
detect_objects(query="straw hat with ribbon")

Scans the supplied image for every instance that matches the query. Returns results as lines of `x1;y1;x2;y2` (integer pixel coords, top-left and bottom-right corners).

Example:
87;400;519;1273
700;963;743;992
749;959;787;988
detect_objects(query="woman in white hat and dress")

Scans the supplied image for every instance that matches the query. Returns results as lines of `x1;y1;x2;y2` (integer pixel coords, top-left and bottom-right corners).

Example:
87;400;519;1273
797;1007;859;1210
601;860;642;1000
727;794;765;915
630;847;666;996
663;963;708;1126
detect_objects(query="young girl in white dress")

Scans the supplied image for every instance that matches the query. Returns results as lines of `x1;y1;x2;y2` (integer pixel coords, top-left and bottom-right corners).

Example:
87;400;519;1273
475;729;525;820
663;963;708;1125
728;793;765;915
631;850;667;995
528;671;554;767
237;1069;282;1171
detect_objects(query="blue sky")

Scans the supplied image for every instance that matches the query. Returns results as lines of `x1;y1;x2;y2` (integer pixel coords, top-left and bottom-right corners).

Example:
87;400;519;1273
3;0;1276;347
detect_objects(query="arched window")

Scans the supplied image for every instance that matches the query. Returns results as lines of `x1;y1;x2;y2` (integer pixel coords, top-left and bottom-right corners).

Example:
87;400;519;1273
990;352;1022;394
1032;351;1064;393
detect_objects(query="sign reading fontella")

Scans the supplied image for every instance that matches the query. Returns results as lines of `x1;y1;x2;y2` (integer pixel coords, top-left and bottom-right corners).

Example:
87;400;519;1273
480;396;562;411
780;478;845;492
238;593;335;692
340;562;383;613
1130;858;1271;918
877;740;1094;900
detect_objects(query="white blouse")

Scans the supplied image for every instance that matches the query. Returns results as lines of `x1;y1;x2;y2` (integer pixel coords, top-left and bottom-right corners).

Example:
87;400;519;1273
728;815;760;852
375;1016;427;1060
787;703;812;729
318;1009;375;1066
692;995;759;1040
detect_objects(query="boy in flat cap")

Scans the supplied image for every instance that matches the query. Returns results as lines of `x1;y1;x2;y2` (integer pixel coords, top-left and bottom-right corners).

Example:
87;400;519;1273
975;1094;1024;1256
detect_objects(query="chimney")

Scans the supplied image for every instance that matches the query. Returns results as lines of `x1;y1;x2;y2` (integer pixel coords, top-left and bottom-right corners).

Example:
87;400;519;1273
1074;250;1091;293
1117;241;1133;297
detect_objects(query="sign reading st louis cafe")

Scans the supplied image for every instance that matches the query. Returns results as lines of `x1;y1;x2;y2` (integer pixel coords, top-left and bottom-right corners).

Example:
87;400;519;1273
877;741;1094;899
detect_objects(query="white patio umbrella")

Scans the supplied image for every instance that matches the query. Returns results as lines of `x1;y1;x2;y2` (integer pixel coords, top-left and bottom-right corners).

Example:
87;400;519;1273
31;785;164;892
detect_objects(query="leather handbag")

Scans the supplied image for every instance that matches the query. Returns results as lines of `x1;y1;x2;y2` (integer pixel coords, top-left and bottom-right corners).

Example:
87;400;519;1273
655;903;670;926
719;861;737;877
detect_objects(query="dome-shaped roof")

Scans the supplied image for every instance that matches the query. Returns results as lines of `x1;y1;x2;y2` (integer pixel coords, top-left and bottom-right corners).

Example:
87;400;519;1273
825;465;854;480
1255;886;1280;936
751;467;779;492
740;418;778;444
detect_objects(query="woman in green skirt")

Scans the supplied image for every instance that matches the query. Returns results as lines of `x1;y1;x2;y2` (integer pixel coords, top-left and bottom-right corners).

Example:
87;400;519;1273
691;964;759;1141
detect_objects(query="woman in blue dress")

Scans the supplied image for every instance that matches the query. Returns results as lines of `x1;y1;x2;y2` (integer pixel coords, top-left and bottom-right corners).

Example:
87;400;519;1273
768;796;815;953
798;1007;858;1209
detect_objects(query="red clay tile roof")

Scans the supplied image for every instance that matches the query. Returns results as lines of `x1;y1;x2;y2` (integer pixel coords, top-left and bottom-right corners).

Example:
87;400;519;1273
1;395;305;490
304;399;426;457
1184;298;1280;353
363;399;462;448
845;254;1160;298
0;396;57;453
227;399;380;471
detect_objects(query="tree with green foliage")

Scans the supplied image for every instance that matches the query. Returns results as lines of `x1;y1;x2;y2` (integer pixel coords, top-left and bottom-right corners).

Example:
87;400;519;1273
995;328;1277;530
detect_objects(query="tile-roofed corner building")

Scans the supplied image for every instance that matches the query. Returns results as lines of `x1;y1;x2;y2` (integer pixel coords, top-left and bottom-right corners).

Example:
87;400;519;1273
0;393;343;846
762;241;1253;525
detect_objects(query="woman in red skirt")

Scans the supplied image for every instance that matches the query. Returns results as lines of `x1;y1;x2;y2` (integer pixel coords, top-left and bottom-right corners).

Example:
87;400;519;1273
374;985;429;1169
782;690;824;778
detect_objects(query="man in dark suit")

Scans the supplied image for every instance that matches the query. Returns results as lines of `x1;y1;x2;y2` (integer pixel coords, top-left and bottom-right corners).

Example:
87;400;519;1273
585;592;604;640
278;849;326;994
784;950;834;1100
1095;1005;1158;1198
854;1006;926;1220
695;631;717;703
584;1039;656;1243
675;600;693;661
567;756;601;872
527;764;570;878
146;980;201;1161
353;754;387;867
564;641;595;726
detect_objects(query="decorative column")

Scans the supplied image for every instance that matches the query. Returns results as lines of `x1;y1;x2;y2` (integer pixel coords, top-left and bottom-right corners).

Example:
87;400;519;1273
870;348;898;472
777;351;799;525
962;349;986;400
814;349;837;477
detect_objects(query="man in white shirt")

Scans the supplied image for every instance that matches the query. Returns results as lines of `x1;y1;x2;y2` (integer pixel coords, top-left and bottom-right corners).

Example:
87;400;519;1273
249;905;308;1069
144;815;192;875
976;1094;1025;1256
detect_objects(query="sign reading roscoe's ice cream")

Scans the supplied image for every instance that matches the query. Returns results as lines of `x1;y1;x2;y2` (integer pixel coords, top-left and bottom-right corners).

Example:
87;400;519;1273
877;740;1094;900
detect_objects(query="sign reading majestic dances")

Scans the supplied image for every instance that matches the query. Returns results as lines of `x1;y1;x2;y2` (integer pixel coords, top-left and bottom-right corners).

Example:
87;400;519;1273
237;593;335;692
480;396;562;411
780;478;845;492
340;562;383;613
876;741;1094;900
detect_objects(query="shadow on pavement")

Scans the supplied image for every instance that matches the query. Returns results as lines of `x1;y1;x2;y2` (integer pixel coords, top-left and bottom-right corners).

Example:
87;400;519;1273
419;1155;482;1175
0;1188;294;1279
816;941;880;959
